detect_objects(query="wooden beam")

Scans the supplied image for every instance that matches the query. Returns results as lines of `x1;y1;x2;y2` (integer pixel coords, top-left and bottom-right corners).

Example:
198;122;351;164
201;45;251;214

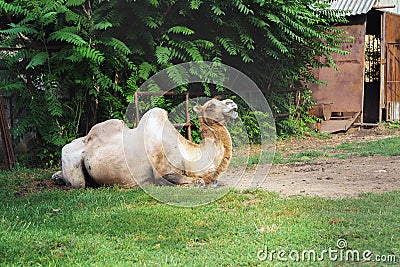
373;5;396;9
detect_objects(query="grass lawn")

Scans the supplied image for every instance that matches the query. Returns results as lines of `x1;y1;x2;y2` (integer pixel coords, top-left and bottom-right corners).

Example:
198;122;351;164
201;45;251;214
273;136;400;164
0;166;399;266
335;136;400;157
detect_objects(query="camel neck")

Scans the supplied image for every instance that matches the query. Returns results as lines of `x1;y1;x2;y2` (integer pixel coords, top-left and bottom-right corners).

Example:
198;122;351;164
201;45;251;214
198;117;228;141
198;117;232;183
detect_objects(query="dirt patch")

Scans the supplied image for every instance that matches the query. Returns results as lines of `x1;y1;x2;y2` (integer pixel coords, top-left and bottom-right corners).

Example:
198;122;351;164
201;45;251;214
234;126;400;198
259;156;400;198
15;179;71;198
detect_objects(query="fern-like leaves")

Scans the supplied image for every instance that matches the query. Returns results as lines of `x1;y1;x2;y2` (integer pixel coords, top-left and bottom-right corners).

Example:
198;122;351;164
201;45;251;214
75;46;105;65
155;46;171;65
167;26;195;36
26;52;48;70
48;28;87;46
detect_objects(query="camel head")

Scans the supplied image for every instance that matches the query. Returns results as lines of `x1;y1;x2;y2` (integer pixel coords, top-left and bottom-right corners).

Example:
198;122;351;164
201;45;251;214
193;99;238;125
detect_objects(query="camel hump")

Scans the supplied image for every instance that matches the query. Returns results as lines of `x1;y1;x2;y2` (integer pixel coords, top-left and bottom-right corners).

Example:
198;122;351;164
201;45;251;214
84;119;126;143
138;108;168;128
148;108;168;119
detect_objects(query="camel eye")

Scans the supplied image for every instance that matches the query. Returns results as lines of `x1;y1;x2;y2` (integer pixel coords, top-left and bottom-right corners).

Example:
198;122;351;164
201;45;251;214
206;103;216;111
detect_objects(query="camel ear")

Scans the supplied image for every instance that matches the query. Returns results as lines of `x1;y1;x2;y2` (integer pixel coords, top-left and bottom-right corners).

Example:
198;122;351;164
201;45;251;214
193;105;203;114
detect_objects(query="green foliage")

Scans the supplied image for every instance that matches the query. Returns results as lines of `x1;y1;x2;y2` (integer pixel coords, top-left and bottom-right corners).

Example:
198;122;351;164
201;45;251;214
188;117;202;144
270;90;317;138
0;0;349;164
25;52;48;70
48;28;87;46
0;0;133;164
167;26;195;36
227;100;275;146
383;122;400;129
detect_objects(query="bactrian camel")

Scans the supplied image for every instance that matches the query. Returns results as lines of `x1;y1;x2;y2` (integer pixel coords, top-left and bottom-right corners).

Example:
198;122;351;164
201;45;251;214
52;98;238;188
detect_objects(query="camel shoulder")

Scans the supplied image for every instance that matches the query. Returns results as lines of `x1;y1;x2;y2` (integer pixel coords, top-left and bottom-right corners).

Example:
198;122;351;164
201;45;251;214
62;136;85;154
84;119;127;143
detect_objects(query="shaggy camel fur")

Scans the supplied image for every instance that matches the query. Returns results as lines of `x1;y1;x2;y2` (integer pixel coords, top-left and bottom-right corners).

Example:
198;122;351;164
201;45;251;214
52;99;238;188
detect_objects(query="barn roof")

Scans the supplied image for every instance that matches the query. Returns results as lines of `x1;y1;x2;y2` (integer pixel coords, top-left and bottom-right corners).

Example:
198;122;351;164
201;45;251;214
330;0;376;15
330;0;400;16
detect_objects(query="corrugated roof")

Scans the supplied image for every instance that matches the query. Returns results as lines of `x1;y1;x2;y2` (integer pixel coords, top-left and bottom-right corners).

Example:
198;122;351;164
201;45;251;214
330;0;400;16
330;0;377;15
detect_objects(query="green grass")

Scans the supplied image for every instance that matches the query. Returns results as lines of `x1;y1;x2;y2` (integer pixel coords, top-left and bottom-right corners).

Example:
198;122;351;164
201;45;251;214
285;150;329;163
382;122;400;129
0;168;399;266
230;148;276;167
273;136;400;165
231;149;328;167
335;136;400;157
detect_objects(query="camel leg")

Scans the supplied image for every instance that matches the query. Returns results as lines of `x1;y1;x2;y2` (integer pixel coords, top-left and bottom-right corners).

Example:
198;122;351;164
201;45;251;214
60;138;86;188
152;168;176;186
155;176;176;186
157;171;205;187
162;173;192;185
51;171;65;185
61;159;86;188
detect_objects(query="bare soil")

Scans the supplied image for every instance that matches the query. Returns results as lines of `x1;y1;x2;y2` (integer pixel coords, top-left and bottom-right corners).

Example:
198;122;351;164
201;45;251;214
235;125;400;198
262;156;400;198
14;178;72;198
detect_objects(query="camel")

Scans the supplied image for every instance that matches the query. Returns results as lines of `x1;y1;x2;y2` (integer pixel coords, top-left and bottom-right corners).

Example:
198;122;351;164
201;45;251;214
52;98;238;188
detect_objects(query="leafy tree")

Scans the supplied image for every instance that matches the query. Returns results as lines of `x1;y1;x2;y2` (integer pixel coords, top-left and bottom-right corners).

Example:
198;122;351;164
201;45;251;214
113;0;348;88
0;0;133;163
0;0;348;164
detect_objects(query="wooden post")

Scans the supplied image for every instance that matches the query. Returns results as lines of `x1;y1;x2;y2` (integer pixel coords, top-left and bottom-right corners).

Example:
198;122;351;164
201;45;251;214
134;91;140;127
185;92;192;141
0;92;15;169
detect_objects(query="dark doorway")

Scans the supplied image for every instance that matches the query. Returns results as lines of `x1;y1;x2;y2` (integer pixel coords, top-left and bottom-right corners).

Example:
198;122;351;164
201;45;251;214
363;11;381;123
363;82;380;122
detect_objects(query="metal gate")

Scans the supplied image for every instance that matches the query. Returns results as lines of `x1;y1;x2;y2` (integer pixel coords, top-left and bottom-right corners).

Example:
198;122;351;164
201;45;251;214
386;43;400;121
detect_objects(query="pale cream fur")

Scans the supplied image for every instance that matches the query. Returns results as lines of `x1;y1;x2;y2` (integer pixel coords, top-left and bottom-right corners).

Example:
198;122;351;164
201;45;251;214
52;99;238;188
